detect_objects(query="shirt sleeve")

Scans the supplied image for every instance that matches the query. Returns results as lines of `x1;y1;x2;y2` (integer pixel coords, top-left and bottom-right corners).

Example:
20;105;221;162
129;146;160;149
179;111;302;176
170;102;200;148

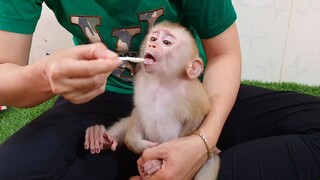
0;0;43;34
181;0;237;39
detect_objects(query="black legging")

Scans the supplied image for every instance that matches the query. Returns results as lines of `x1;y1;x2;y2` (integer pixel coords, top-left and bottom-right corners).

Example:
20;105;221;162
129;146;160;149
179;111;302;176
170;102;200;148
217;85;320;179
0;84;319;180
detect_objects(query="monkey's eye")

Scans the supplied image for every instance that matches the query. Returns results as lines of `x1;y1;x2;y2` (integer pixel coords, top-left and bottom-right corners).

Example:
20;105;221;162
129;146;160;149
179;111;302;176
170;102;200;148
163;40;172;46
150;37;157;42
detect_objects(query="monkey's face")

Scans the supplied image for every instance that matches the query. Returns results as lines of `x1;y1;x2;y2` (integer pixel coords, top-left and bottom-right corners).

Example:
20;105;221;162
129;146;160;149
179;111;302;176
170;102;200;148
141;27;189;77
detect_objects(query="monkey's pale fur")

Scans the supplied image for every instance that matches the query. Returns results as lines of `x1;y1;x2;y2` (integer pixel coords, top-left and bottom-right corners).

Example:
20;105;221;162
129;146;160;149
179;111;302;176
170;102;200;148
107;21;220;179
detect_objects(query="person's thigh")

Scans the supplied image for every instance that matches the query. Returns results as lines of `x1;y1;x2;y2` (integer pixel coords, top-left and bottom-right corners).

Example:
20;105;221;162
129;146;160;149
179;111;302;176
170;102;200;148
217;84;320;179
218;132;320;180
0;93;139;180
218;84;320;149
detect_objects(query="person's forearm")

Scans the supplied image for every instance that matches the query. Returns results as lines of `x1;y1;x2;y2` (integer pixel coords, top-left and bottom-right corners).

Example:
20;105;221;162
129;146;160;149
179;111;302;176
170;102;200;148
198;53;241;148
0;62;54;108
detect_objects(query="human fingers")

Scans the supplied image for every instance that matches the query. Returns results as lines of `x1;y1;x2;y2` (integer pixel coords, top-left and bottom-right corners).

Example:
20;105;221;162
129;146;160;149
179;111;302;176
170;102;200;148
48;57;121;79
89;127;97;154
137;146;166;179
93;125;103;153
49;72;107;104
50;72;106;92
71;42;118;60
45;43;121;80
84;126;106;153
138;137;204;180
70;43;122;75
42;44;122;104
99;126;107;149
138;144;167;166
84;127;91;149
87;126;97;154
46;58;120;104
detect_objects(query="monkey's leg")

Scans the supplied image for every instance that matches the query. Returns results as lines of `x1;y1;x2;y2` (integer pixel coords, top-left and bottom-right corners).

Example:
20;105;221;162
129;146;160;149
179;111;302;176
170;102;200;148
124;118;158;154
193;155;220;180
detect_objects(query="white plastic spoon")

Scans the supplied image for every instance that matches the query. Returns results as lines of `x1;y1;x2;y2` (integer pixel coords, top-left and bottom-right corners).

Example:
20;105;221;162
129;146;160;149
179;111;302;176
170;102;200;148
119;57;145;63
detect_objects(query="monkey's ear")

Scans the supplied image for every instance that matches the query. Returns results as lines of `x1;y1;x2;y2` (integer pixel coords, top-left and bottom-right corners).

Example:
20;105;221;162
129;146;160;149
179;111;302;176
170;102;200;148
186;58;203;79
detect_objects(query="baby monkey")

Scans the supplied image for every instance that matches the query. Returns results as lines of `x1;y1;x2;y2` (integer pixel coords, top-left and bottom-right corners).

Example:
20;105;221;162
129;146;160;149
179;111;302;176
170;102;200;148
84;21;220;179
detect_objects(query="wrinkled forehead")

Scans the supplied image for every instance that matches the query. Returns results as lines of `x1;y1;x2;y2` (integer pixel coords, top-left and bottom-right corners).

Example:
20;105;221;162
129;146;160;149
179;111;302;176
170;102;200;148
152;28;175;37
149;26;189;41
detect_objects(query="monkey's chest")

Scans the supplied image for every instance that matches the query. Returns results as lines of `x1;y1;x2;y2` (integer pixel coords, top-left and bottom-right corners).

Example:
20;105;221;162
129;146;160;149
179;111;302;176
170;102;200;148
137;93;186;143
135;82;189;143
143;115;182;143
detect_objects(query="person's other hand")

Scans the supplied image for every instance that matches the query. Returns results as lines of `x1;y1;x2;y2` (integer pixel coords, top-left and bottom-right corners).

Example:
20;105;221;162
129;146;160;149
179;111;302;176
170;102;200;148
43;42;122;104
137;135;208;180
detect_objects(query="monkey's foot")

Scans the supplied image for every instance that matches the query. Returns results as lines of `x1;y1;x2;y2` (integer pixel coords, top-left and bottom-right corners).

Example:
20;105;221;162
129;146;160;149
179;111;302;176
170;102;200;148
138;140;159;151
142;159;162;176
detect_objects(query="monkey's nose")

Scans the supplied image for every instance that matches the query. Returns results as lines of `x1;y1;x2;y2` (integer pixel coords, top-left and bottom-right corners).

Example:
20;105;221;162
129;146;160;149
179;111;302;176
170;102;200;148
149;44;156;48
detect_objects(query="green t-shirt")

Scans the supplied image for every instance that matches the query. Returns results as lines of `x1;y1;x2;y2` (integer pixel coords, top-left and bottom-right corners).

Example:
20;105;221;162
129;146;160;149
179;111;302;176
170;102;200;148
0;0;236;94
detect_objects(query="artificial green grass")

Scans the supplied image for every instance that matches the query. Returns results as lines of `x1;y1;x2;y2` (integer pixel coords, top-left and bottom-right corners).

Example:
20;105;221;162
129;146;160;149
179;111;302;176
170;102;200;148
0;97;57;144
242;80;320;96
0;81;319;144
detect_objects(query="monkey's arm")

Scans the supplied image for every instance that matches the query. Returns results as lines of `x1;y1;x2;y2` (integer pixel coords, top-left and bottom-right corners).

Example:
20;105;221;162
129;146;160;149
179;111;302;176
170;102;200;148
107;115;132;145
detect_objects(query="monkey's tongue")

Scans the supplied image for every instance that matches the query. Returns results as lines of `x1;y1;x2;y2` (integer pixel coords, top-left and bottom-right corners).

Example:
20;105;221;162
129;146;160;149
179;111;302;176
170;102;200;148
144;52;156;64
144;58;155;65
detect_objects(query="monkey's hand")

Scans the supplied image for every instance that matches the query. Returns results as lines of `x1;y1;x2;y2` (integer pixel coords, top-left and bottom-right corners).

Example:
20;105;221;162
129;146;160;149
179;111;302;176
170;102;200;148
84;125;118;154
138;159;163;177
104;133;118;151
137;135;209;180
134;141;161;178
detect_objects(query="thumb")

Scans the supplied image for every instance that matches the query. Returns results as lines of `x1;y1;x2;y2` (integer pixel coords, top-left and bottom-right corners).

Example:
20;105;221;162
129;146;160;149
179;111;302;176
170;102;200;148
76;42;122;73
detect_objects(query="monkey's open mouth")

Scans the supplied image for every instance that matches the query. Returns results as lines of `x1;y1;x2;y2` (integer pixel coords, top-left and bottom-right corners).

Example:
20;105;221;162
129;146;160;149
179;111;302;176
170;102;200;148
144;53;156;64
